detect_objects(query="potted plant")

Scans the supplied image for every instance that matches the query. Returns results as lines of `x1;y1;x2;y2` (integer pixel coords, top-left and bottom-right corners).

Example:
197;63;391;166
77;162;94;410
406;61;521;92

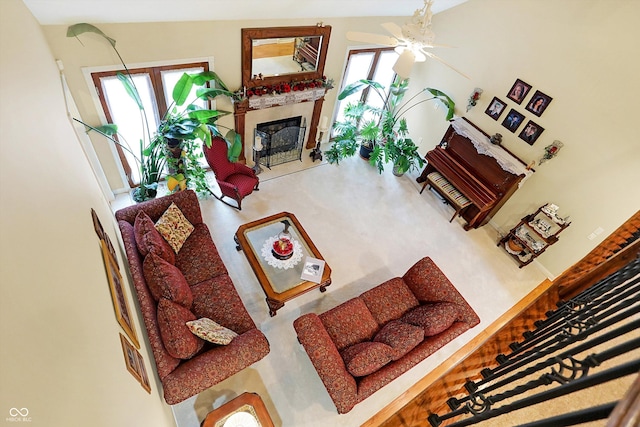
155;71;241;195
67;23;241;201
326;77;454;174
381;120;425;176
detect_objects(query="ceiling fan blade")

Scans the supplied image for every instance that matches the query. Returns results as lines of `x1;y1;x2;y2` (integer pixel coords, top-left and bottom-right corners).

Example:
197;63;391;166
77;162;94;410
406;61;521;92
392;49;416;80
381;22;404;40
422;50;471;80
346;31;398;47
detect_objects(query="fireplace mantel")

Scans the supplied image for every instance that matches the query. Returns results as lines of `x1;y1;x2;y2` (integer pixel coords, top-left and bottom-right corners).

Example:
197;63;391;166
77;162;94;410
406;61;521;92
234;90;326;163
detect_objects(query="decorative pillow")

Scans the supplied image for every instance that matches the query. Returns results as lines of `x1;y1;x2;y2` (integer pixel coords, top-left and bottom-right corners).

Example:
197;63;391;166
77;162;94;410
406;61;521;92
340;341;394;377
319;298;379;351
142;252;193;308
373;319;425;360
360;277;420;326
154;203;195;253
157;298;204;359
402;302;462;336
133;211;175;264
186;318;238;345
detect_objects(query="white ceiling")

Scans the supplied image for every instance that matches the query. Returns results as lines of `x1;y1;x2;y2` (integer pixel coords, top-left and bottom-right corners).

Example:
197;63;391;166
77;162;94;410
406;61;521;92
22;0;468;25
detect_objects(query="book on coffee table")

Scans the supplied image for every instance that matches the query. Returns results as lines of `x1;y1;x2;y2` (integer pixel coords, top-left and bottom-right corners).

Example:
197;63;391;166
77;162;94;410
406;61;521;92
301;256;325;283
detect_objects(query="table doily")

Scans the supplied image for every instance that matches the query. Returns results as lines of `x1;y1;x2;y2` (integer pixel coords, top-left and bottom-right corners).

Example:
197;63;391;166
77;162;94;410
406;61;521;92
261;236;304;269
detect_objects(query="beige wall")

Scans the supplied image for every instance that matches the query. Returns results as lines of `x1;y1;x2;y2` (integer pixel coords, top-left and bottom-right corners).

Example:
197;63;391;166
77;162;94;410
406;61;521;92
0;0;174;425
36;2;640;275
403;0;640;276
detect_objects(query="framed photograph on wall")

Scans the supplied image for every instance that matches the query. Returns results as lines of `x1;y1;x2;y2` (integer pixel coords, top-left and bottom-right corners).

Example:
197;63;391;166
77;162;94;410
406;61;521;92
525;90;552;117
119;333;151;393
501;109;525;133
485;97;507;120
91;208;104;240
506;79;532;104
103;241;139;348
519;120;545;145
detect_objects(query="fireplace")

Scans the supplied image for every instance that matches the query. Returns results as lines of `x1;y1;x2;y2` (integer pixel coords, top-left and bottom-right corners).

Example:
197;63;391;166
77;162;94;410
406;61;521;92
254;116;307;168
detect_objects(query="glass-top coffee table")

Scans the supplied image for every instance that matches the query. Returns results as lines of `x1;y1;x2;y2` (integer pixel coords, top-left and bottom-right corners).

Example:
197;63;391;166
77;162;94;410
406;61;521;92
235;212;331;316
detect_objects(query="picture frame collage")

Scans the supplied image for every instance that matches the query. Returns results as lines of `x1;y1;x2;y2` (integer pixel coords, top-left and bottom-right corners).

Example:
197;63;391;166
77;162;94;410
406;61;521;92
92;208;150;393
485;78;553;146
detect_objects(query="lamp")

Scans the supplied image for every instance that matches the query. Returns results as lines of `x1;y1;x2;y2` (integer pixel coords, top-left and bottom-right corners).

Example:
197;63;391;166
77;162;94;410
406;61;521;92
310;116;329;162
252;135;263;174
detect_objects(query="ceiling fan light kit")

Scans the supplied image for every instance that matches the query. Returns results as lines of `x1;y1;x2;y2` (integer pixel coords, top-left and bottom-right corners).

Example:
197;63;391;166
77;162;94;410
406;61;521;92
347;0;469;79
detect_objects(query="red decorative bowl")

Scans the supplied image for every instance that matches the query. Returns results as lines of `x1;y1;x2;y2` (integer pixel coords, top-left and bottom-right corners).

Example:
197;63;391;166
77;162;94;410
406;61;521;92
272;238;294;260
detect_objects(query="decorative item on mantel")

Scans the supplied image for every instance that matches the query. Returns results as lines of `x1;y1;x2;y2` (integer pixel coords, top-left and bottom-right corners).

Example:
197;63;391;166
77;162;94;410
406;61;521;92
539;140;564;165
466;88;483;112
246;77;333;110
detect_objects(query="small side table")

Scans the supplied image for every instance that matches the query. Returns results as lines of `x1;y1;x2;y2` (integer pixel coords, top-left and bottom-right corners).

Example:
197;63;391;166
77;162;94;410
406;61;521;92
202;392;274;427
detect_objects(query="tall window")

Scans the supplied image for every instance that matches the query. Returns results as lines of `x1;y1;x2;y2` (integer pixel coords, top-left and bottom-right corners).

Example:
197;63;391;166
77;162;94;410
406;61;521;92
91;62;208;186
334;48;398;125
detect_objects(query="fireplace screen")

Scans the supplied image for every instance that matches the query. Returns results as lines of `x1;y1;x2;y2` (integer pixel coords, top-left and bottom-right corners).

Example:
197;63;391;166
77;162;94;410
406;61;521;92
254;116;307;168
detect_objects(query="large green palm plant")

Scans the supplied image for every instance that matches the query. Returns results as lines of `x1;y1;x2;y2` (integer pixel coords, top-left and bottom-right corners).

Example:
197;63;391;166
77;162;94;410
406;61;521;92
326;77;455;174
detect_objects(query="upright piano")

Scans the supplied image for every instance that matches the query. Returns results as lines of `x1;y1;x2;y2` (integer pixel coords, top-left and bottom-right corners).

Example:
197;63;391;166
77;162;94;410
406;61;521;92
417;117;532;230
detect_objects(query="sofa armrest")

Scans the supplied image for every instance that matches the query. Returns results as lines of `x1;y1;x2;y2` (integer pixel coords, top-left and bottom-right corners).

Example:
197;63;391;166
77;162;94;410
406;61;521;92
161;328;270;405
403;257;480;326
293;314;358;414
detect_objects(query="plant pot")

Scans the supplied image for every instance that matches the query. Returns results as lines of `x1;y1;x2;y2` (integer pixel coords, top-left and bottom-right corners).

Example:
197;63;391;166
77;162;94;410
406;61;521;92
359;144;374;160
131;186;157;203
392;163;405;177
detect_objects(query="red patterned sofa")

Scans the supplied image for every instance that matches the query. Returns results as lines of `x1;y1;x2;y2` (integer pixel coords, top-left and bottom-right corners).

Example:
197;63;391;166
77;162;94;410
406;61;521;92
293;257;480;414
116;190;269;405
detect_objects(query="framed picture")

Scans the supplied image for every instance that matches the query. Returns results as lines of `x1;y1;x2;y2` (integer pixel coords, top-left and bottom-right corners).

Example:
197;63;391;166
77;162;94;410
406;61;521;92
507;79;532;104
501;109;525;133
525;90;552;117
92;208;117;262
519;120;545;145
135;350;151;393
485;97;507;120
103;241;139;348
119;333;151;393
91;208;104;240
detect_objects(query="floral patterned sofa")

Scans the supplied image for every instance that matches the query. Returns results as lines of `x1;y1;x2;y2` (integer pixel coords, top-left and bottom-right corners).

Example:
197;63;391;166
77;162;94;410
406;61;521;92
293;257;480;414
116;190;269;405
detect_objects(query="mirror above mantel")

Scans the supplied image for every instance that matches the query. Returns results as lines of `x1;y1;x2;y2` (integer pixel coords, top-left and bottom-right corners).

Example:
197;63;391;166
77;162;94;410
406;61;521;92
242;25;331;89
235;25;332;162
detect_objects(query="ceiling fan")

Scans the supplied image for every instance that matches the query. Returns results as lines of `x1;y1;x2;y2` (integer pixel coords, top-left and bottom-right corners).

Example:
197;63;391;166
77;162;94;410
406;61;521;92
346;0;469;79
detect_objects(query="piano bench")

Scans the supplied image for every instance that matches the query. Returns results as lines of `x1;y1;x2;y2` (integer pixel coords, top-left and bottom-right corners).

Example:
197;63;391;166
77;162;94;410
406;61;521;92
421;172;472;222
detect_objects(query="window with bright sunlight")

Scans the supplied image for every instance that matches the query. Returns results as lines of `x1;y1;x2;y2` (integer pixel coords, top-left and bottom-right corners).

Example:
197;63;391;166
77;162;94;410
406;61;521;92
92;63;208;186
334;48;398;126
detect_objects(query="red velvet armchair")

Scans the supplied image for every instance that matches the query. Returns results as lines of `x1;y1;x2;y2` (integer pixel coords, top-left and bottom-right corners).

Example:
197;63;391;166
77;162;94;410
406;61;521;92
203;137;259;210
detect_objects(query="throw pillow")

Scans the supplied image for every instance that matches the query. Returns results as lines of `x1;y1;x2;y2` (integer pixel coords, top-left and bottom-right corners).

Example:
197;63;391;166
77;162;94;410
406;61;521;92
186;318;238;345
340;341;394;377
360;277;420;326
401;302;462;336
319;298;379;351
157;298;204;359
142;252;193;308
373;320;425;360
133;211;175;264
155;203;195;253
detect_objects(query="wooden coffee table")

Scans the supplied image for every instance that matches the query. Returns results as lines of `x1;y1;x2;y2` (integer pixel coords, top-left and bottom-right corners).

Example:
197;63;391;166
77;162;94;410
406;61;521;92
202;392;274;427
235;212;331;316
